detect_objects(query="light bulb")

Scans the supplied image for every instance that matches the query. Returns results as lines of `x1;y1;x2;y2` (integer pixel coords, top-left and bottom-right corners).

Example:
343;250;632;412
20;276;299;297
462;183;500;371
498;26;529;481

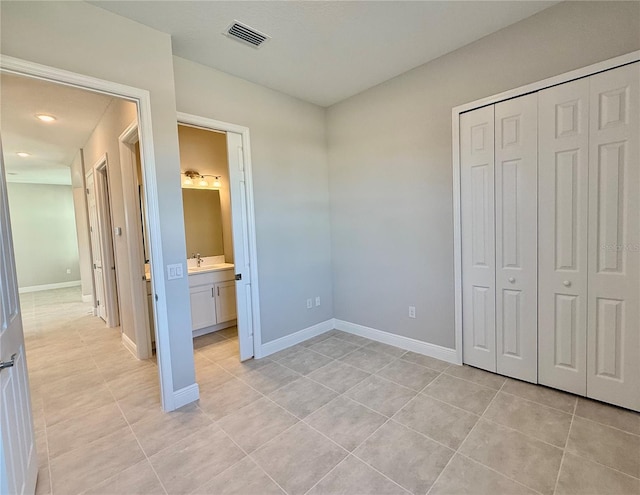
199;177;208;187
36;114;56;122
183;177;193;186
213;177;221;188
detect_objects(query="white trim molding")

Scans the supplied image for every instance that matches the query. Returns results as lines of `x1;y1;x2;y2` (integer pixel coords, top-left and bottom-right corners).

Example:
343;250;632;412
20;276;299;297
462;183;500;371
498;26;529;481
121;332;138;358
18;280;81;294
172;383;200;410
260;319;334;358
334;319;459;365
451;50;640;368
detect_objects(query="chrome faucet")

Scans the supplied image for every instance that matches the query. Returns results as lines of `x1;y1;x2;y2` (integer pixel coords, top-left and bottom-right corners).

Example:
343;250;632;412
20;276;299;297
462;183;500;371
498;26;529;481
195;253;202;267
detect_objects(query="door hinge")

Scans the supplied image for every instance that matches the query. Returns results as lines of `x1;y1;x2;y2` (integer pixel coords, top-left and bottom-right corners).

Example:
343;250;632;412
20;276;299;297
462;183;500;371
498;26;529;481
86;188;89;195
155;294;158;302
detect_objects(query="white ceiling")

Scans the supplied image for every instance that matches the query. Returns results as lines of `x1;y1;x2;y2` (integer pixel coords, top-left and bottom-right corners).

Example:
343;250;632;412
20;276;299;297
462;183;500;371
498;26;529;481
91;1;559;107
1;73;114;185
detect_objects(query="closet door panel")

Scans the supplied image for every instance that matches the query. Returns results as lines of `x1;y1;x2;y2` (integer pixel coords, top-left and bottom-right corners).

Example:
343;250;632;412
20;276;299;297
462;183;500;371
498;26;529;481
587;63;640;411
495;94;538;383
461;106;496;372
538;78;590;395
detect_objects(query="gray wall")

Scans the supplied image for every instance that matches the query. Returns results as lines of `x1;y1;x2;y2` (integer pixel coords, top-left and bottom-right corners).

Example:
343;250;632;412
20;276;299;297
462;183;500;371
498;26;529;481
327;1;640;349
173;56;334;344
7;183;80;289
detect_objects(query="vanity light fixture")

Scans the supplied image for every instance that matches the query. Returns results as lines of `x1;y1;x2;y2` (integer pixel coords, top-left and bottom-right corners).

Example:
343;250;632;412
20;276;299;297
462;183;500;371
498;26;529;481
16;152;31;158
36;114;57;123
183;170;200;186
182;170;223;188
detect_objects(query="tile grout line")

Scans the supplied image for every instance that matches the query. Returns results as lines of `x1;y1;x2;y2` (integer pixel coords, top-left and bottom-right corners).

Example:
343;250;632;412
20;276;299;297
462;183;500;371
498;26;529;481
238;369;413;495
192;404;290;495
86;342;170;495
423;379;508;495
552;400;578;495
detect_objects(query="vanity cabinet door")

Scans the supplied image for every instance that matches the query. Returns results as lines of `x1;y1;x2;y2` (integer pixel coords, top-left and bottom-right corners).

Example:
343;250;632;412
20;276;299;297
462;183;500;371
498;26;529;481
215;281;237;324
190;284;216;330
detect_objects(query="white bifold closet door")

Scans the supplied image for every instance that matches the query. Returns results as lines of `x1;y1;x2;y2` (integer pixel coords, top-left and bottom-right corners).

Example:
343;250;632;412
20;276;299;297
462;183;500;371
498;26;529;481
494;95;538;383
461;106;496;372
461;95;538;382
586;63;640;411
538;78;590;395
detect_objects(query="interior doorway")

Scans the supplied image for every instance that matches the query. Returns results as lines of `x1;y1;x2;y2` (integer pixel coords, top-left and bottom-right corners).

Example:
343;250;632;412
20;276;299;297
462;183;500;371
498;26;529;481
0;70;159;376
177;114;262;372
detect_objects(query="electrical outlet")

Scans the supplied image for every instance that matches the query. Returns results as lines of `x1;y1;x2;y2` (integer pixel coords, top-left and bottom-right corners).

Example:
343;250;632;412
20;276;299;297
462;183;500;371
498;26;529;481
409;306;416;318
306;298;313;309
315;296;321;307
66;268;71;274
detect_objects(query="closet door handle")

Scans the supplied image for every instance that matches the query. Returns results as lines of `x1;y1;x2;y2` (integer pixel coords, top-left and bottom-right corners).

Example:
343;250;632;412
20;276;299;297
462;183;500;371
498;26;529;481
508;277;516;283
563;280;572;287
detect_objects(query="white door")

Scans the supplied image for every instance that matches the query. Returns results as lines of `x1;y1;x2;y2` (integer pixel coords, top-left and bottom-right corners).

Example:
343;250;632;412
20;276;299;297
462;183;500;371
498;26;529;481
460;106;497;372
538;78;590;395
226;132;254;361
215;281;237;324
0;138;38;495
86;172;107;321
95;166;119;329
494;94;538;383
587;63;640;411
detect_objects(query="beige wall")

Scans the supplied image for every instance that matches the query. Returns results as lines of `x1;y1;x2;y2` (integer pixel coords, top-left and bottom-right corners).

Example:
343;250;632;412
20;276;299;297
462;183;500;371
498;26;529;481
7;182;80;288
177;124;233;262
327;1;640;348
82;98;139;343
174;56;334;344
182;189;224;257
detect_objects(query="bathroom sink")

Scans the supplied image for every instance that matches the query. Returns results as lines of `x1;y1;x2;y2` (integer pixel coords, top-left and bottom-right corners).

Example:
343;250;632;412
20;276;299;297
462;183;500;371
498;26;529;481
187;263;234;274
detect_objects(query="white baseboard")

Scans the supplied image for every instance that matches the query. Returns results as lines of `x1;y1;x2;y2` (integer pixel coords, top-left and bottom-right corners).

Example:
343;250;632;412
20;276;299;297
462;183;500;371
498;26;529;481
19;280;81;294
82;294;93;303
121;332;138;358
259;319;334;358
173;383;200;409
333;319;459;365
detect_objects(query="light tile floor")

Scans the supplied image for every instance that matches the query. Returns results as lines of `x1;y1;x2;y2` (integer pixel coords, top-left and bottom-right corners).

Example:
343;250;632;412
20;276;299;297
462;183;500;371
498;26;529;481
24;288;640;495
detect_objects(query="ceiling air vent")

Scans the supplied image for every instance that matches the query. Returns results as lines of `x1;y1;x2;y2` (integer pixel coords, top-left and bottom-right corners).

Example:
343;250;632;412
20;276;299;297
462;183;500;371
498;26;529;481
225;21;270;49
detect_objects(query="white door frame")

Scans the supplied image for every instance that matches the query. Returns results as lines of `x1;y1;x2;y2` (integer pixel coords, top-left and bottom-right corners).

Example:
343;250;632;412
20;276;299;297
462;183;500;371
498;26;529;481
90;155;120;328
0;54;176;411
452;50;640;366
177;112;263;359
118;122;153;359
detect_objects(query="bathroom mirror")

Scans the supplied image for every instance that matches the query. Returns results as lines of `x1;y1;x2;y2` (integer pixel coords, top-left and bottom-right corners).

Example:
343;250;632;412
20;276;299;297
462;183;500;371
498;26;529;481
182;189;224;257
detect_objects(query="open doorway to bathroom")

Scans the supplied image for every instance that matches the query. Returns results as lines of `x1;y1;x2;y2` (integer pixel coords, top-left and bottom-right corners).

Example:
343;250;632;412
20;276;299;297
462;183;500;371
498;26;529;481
175;116;262;406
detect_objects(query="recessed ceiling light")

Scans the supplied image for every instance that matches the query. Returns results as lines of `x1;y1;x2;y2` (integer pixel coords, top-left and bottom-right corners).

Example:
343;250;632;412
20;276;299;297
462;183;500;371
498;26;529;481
16;152;31;158
36;114;56;122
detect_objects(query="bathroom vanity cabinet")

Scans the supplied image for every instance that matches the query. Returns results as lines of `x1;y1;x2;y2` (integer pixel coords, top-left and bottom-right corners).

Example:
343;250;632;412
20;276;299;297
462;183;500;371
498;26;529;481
188;267;237;334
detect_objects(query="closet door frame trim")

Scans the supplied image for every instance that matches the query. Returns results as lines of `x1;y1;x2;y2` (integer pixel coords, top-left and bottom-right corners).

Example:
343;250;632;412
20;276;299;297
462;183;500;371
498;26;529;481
452;50;640;365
